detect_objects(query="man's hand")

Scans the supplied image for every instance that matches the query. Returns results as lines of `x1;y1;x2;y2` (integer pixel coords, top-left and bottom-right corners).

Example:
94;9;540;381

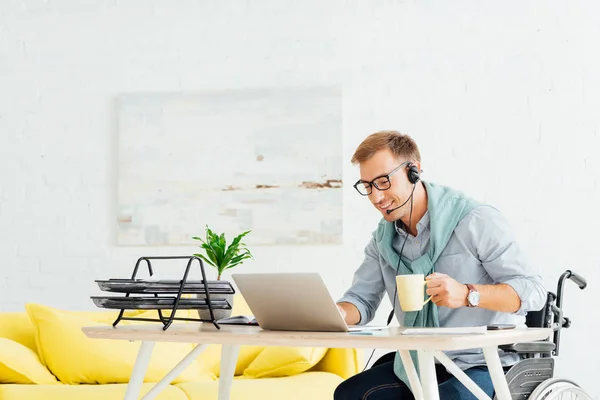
336;302;360;325
425;272;469;308
336;304;347;320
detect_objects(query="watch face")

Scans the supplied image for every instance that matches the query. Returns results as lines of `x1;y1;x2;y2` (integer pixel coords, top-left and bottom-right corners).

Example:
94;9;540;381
468;291;480;306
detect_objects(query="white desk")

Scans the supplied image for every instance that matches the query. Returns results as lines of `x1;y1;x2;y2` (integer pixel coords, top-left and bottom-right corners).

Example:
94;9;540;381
82;324;551;400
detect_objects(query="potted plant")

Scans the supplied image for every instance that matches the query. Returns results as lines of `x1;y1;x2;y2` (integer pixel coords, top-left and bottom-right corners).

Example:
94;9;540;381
192;226;253;320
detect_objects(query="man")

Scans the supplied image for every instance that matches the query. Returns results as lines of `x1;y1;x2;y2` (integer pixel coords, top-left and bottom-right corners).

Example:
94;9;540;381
334;131;547;399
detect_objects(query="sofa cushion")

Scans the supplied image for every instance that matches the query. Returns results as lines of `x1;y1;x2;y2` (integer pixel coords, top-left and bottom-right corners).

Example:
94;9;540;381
0;338;59;384
197;344;265;377
176;371;343;400
0;383;188;400
0;313;38;352
25;303;211;384
309;347;362;379
242;346;329;378
0;309;147;353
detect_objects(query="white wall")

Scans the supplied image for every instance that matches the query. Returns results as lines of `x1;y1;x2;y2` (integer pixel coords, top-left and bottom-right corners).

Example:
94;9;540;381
1;0;599;396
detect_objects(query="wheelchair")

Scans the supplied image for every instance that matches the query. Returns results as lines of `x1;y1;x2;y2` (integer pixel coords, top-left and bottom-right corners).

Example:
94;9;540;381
370;270;592;399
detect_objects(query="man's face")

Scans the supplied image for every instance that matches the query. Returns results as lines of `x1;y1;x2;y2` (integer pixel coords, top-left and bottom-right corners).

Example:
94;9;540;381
358;149;414;221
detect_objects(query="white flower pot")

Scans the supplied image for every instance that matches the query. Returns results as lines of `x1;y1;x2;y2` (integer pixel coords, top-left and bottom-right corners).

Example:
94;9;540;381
195;292;234;321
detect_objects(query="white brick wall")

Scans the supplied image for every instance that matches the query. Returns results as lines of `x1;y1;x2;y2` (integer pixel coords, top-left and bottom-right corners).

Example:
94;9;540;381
1;0;599;396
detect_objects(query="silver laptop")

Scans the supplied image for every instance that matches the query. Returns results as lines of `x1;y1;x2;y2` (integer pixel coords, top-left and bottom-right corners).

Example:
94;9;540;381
231;272;384;332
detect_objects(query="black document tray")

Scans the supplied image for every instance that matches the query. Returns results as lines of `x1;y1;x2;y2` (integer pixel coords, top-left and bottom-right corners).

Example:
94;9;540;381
91;296;231;310
93;256;232;330
95;279;235;294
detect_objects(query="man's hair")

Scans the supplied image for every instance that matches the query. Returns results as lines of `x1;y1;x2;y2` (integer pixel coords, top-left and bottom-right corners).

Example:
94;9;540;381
351;130;421;165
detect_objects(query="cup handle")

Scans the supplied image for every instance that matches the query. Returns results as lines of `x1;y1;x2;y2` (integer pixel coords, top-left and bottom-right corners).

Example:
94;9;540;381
423;281;433;305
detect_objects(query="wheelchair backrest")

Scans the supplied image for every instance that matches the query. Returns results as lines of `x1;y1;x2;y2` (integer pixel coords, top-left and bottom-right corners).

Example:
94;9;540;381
525;292;556;329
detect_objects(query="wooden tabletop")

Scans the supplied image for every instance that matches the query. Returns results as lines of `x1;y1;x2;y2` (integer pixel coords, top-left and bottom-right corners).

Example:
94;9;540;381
82;324;552;351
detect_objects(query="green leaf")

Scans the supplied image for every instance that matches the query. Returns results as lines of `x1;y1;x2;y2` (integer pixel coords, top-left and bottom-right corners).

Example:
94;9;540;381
201;244;219;266
224;234;252;268
219;233;226;254
203;230;222;261
206;226;218;243
228;251;252;266
213;241;225;266
221;245;238;269
245;247;254;258
224;262;243;270
193;253;217;268
224;255;252;270
230;231;251;249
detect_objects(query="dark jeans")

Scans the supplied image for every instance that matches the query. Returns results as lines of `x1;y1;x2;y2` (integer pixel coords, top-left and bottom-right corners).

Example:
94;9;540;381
333;361;496;400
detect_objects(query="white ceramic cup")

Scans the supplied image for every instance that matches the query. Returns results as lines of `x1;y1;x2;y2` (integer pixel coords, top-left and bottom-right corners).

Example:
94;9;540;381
396;274;433;312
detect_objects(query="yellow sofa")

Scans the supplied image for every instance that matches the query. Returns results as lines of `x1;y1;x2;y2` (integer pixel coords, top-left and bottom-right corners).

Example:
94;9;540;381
0;295;361;400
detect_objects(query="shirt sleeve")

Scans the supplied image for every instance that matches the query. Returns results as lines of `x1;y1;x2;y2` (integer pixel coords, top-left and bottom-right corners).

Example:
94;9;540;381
457;205;548;315
337;236;387;325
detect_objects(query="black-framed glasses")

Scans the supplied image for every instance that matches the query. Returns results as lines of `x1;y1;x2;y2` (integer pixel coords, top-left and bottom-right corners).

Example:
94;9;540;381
353;162;409;196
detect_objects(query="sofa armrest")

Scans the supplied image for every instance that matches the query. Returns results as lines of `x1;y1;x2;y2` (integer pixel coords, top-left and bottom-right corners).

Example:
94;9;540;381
308;348;362;379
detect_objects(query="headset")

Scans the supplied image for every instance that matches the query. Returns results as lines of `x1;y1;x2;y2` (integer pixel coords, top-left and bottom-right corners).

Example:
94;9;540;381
362;162;420;371
407;162;420;185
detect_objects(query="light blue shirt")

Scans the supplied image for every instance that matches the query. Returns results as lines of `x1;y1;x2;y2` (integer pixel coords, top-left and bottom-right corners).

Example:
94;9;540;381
338;205;548;368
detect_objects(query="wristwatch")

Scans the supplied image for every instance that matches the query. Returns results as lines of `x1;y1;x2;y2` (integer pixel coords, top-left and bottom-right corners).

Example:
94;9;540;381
466;284;480;307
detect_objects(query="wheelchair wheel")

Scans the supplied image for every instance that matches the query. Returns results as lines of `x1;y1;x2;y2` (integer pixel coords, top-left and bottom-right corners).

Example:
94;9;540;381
528;377;593;400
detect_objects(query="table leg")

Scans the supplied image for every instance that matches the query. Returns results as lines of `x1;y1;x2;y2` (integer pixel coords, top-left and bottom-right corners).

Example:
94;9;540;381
482;346;511;400
124;341;155;400
417;350;439;400
398;350;424;400
142;344;209;400
218;344;240;400
433;351;491;400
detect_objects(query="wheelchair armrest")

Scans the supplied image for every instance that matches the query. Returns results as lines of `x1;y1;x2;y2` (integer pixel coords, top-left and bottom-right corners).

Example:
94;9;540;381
499;341;556;354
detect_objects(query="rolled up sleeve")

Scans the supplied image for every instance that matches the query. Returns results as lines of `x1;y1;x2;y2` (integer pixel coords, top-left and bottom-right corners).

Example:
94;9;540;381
462;206;547;315
337;238;386;325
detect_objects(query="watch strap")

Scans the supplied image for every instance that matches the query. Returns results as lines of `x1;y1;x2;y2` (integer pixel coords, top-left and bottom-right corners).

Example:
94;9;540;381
466;284;477;307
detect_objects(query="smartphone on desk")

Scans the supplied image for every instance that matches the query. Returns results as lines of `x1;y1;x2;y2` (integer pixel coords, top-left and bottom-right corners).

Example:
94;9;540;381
487;323;516;330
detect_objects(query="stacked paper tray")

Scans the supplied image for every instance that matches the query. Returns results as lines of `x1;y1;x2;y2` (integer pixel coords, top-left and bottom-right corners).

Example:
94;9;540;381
90;296;232;310
95;279;235;294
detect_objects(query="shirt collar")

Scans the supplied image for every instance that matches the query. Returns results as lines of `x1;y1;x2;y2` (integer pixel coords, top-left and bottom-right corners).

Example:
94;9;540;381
394;210;430;235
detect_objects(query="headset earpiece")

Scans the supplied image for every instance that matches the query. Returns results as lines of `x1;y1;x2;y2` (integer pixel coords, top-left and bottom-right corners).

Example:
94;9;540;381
407;163;420;184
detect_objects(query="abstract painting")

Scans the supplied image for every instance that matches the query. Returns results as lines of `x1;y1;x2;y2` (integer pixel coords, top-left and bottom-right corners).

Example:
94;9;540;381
116;86;343;246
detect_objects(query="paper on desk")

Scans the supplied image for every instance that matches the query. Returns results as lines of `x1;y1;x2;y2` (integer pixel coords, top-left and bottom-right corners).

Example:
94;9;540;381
401;326;487;335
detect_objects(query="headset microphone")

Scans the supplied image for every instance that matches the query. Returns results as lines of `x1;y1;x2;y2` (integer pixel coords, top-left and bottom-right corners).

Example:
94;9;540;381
385;182;417;215
385;194;412;215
